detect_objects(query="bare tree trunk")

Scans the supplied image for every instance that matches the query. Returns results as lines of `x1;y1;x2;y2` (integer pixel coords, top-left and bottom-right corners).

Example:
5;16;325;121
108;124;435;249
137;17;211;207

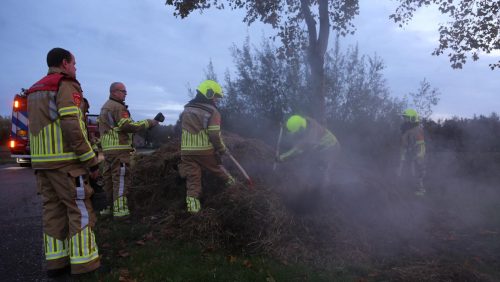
301;0;329;125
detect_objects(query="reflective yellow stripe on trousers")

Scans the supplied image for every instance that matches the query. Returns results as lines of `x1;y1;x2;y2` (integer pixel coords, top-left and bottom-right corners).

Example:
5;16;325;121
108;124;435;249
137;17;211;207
44;234;69;260
70;226;99;264
70;176;99;264
113;165;129;217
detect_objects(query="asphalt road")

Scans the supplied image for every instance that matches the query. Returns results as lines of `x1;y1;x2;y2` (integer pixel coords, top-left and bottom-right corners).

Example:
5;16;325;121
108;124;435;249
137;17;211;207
0;163;46;281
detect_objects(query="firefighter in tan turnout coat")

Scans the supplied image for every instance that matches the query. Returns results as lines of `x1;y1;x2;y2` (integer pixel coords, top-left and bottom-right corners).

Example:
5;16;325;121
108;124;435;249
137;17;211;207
398;108;426;196
98;82;158;217
26;48;101;276
278;115;341;190
180;80;235;213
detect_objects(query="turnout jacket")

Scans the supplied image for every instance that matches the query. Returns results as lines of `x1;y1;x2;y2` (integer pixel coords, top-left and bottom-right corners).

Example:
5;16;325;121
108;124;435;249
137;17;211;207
26;67;98;170
98;98;152;153
280;117;339;161
400;123;425;161
180;99;226;156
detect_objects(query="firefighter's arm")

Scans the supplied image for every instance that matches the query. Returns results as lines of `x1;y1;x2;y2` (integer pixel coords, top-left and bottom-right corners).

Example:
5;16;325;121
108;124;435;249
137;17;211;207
207;110;226;154
279;147;302;162
280;132;309;161
57;80;98;168
116;109;154;133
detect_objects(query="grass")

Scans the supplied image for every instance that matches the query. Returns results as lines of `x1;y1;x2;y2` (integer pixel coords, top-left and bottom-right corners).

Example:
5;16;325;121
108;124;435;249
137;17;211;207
87;217;362;282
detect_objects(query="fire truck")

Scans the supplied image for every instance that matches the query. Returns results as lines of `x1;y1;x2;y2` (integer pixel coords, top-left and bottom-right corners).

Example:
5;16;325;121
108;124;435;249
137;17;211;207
8;89;100;167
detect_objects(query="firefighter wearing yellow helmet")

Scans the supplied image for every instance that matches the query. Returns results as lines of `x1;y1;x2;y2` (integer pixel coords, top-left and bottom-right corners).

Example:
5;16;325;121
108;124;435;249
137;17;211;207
398;108;426;196
179;80;235;213
279;115;340;161
277;115;340;191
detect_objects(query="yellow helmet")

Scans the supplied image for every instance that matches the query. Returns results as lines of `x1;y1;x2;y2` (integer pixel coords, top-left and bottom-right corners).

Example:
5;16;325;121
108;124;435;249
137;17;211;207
196;80;223;99
286;115;307;133
402;108;419;122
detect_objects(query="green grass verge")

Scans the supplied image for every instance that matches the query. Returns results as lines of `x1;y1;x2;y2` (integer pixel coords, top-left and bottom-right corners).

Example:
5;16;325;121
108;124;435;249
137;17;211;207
86;218;363;282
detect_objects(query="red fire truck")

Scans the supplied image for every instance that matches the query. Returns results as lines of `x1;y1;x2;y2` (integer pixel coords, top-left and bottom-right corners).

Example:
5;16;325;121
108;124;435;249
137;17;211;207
8;89;100;166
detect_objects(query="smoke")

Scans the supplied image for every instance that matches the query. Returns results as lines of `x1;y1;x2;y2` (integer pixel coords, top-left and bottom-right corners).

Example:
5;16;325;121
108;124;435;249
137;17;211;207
243;116;500;266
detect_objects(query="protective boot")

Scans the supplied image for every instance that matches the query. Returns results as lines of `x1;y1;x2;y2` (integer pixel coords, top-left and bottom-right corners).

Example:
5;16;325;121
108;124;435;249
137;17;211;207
99;206;112;216
415;178;426;196
186;196;201;213
225;175;236;187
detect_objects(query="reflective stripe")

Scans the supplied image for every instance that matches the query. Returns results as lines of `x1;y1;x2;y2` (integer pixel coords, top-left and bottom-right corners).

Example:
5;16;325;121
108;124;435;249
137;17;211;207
118;118;149;128
75;176;89;228
45;125;52;154
31;153;77;162
70;226;99;264
29;120;80;162
101;118;147;151
186;196;201;213
58;106;79;116
77;110;95;156
208;125;220;131
79;150;96;162
319;130;338;148
113;196;129;217
102;145;132;151
119;165;125;197
44;233;69;260
55;120;63;153
181;129;213;151
101;129;132;151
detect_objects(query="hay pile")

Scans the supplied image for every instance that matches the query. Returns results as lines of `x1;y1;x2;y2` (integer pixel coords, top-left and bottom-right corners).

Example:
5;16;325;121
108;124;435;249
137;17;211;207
128;131;500;280
128;132;413;267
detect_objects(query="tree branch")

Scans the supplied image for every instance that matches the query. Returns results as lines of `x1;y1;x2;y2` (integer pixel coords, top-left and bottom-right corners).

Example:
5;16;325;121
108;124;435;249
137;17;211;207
300;0;317;50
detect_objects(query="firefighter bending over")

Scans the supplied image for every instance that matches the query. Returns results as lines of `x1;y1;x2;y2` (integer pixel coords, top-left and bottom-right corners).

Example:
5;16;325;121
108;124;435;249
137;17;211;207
398;108;426;196
277;115;340;188
179;80;235;214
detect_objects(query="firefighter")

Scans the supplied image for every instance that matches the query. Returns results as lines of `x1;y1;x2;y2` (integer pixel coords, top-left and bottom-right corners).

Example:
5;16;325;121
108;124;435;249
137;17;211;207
277;115;340;188
26;47;101;276
398;108;426;196
98;82;158;217
180;79;235;213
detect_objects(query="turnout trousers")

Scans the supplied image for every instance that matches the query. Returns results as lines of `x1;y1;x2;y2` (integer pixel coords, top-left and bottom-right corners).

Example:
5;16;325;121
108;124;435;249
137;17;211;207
36;169;100;274
403;156;426;189
102;151;131;217
180;154;234;199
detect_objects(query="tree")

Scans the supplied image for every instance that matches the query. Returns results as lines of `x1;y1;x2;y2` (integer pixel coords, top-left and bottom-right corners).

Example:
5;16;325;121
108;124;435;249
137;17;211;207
391;1;500;70
407;78;441;119
0;116;10;146
165;0;359;123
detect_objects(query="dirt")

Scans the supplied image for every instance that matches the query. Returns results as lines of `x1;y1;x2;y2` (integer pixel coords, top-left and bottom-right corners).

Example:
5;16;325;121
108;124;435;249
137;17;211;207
128;132;500;281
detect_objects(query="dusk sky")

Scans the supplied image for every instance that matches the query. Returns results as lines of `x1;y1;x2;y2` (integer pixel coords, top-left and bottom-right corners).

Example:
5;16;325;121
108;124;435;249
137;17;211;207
1;0;498;124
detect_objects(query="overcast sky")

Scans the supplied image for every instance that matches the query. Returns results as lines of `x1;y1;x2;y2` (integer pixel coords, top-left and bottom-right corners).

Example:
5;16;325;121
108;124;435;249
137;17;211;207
0;0;498;124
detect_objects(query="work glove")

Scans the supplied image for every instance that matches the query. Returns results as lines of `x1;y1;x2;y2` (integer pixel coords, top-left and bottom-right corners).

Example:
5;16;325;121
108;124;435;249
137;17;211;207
218;147;228;156
150;119;159;127
89;164;100;180
215;154;222;165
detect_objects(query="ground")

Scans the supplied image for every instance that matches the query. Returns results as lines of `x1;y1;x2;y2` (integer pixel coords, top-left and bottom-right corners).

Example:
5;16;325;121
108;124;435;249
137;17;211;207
1;140;499;281
91;136;500;281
